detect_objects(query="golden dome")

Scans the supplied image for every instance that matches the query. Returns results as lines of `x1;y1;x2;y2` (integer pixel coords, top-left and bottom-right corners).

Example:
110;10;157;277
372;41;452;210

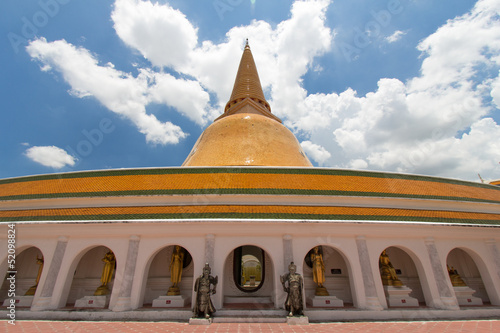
182;41;312;167
182;112;312;167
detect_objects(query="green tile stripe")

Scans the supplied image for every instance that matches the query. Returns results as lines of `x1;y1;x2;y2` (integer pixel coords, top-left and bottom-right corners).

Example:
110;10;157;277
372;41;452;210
1;212;499;225
1;188;499;204
1;167;499;191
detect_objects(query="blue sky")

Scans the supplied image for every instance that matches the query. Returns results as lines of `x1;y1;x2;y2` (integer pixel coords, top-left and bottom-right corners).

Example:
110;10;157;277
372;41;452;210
1;0;499;182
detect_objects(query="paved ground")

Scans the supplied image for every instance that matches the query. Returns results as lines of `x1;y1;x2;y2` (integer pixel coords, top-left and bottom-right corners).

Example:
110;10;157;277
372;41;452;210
2;320;499;333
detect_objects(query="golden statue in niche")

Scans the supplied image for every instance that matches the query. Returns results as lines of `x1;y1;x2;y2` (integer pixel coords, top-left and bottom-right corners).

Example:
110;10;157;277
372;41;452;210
311;246;329;296
379;250;403;287
448;265;467;287
94;250;116;296
167;245;185;295
25;255;44;296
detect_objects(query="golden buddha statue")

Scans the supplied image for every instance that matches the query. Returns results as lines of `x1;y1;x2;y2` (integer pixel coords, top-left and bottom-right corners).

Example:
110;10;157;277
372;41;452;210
311;246;329;296
379;250;403;287
448;265;467;287
25;255;44;296
94;250;116;296
167;245;185;295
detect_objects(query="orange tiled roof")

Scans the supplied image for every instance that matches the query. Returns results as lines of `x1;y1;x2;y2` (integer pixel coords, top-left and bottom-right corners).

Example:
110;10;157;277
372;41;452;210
1;205;499;224
0;168;499;203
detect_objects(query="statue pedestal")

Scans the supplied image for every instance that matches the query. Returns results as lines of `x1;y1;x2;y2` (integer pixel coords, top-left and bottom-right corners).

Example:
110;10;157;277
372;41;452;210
453;286;483;306
112;297;132;312
30;297;53;311
384;285;419;307
189;317;212;325
286;316;309;325
2;296;33;307
307;295;344;307
152;295;189;308
74;295;109;308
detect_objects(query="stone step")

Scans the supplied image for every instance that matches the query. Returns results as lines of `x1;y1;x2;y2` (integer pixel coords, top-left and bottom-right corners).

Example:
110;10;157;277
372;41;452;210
216;309;287;317
224;296;272;304
213;315;286;323
214;308;288;322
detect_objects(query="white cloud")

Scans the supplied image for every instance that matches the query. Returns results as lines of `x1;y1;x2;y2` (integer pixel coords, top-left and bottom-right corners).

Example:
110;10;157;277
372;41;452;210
385;30;406;43
110;0;332;115
349;159;368;169
300;140;331;165
26;38;191;145
300;0;500;181
25;146;76;169
112;0;198;69
26;0;500;181
27;0;332;141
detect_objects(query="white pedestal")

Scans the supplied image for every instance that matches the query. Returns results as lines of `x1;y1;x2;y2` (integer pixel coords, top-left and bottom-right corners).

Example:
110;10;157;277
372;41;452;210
30;297;53;311
364;297;384;310
307;295;344;307
152;295;189;308
384;285;419;307
111;297;132;312
2;296;33;307
74;295;109;308
287;316;309;325
453;286;483;306
189;318;212;325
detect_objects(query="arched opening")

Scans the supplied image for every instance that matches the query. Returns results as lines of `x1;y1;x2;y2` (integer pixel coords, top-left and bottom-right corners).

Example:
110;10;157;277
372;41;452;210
378;247;424;307
66;246;116;308
143;245;193;308
447;248;489;306
0;246;43;306
223;245;274;308
233;245;265;292
303;245;352;308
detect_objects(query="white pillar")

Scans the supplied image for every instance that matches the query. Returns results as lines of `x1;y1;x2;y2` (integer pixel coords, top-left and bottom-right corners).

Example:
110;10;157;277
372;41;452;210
204;234;215;268
203;234;220;309
485;239;500;281
112;235;140;312
355;236;383;310
283;234;293;270
31;236;68;311
424;237;459;310
483;239;500;305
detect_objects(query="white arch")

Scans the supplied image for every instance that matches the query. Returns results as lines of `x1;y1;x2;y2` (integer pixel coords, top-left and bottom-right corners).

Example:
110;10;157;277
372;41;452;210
446;246;500;305
0;246;44;301
300;244;356;308
54;241;121;309
136;243;195;307
372;243;436;308
215;239;280;309
130;239;199;309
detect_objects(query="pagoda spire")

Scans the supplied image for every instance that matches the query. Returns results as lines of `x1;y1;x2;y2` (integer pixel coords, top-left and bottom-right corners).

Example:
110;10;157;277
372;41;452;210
217;40;280;122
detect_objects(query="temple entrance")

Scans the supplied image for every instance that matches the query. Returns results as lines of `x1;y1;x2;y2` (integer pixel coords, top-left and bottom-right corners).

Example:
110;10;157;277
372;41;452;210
66;246;116;308
303;246;352;308
223;245;274;308
447;248;489;306
378;247;425;307
0;246;43;305
142;245;193;308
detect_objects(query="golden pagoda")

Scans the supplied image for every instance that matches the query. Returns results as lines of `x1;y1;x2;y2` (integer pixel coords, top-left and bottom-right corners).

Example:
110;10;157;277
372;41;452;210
182;40;312;167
